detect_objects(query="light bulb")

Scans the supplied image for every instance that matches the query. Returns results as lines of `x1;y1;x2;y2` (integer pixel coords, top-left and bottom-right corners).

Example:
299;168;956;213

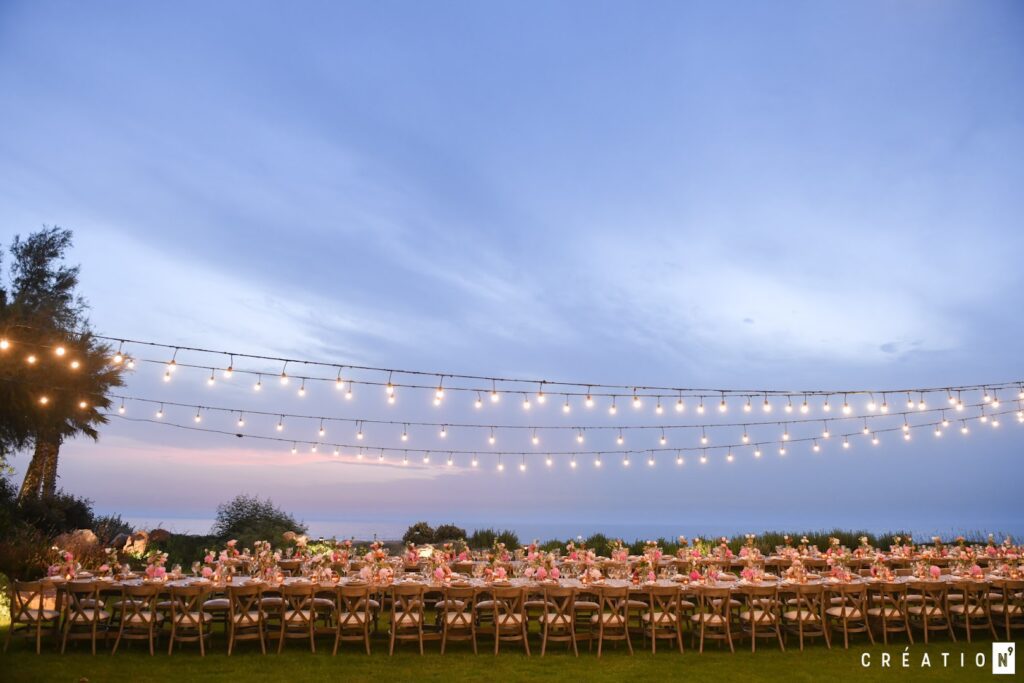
435;386;445;400
545;457;553;467
254;378;263;392
616;433;624;446
918;399;927;410
655;401;663;415
742;432;749;443
193;412;201;423
532;434;540;445
311;445;318;453
648;456;655;466
536;390;546;404
386;382;394;396
585;394;594;408
762;398;771;413
78;400;88;409
812;442;820;453
207;372;215;386
718;398;727;413
700;433;708;446
992;418;1000;427
595;457;602;468
387;394;396;405
519;462;526;472
624;456;631;467
118;403;126;414
872;434;879;445
782;430;790;441
744;399;752;413
490;390;500;403
632;394;642;409
880;401;889;413
497;461;505;472
779;446;787;455
800;399;809;414
867;399;877;411
472;457;479;467
961;425;969;435
237;416;245;427
423;454;430;463
401;431;408;442
726;452;734;462
156;407;164;418
608;402;618;415
675;398;684;412
345;385;354;400
699;454;707;464
754;448;762;458
577;432;584;444
163;371;171;382
334;447;340;456
488;434;496;445
280;372;288;385
784;400;793;414
55;346;66;356
439;426;447;438
276;420;284;432
522;396;531;411
0;339;9;350
991;397;1000;409
676;455;683;465
822;399;831;413
562;397;571;413
291;444;298;454
475;395;483;409
318;426;326;437
934;427;942;437
223;366;233;379
697;400;705;414
823;427;831;439
569;458;577;469
842;402;851;415
356;430;364;440
842;438;850;449
447;456;453;467
69;360;80;370
659;434;667;446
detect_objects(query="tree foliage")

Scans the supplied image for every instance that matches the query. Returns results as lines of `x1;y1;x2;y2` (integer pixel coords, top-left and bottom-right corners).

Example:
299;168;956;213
402;521;435;545
433;523;467;542
0;227;127;498
211;494;306;548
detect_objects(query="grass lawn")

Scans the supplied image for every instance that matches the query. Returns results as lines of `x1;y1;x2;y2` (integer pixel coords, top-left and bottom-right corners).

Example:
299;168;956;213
0;616;1004;682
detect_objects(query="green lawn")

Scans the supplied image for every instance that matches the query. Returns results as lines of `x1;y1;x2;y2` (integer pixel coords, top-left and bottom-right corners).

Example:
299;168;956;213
1;615;1004;682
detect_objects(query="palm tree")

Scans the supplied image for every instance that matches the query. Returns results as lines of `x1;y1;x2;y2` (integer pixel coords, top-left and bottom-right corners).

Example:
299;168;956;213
0;227;127;500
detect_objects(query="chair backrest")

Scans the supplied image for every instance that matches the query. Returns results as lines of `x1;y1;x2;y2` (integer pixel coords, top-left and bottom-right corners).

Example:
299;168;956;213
542;585;576;625
337;584;371;613
64;581;102;622
441;585;475;628
279;582;315;612
11;581;51;623
645;584;680;615
953;580;990;610
907;580;947;604
791;583;826;615
228;583;263;621
491;586;526;629
390;583;424;618
696;585;729;622
169;584;211;625
598;585;630;626
120;582;161;621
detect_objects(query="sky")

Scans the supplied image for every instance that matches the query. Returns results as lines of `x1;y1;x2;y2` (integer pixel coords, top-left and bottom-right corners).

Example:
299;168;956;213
1;1;1022;541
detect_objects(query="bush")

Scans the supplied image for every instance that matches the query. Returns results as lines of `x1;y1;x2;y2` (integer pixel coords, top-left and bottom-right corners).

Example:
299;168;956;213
584;533;611;557
433;523;467;542
92;513;133;545
17;490;94;537
210;494;306;549
402;521;435;545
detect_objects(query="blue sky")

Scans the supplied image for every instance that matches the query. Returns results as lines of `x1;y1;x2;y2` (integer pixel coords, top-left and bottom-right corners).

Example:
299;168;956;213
1;1;1022;540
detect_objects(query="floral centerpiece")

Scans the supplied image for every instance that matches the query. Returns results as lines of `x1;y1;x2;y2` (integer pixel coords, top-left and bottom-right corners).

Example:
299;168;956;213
854;536;873;558
632;554;657;584
98;547;118;577
869;553;892;580
564;541;580;561
144;551;168;580
426;552;452;583
739;534;761;562
524;550;560;581
825;537;850;576
358;541;394;584
47;547;77;579
784;557;807;581
610;539;629;562
250;540;279;580
404;543;420;566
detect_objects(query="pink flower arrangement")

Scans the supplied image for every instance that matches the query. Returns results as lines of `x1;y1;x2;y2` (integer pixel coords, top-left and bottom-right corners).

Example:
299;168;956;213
929;565;942;579
201;566;213;578
689;570;701;581
969;564;983;579
741;567;754;580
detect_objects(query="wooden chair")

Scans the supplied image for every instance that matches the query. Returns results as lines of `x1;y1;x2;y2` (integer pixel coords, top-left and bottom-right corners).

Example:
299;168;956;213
641;584;683;654
333;584;372;655
826;583;873;649
112;583;164;655
389;583;425;655
593;585;631;656
167;584;213;656
60;581;110;655
949;580;997;642
540;585;577;656
573;588;600;649
738;584;783;652
691;585;733;653
277;582;316;653
782;583;830;650
990;579;1024;640
439;585;476;654
907;581;954;643
867;582;913;645
491;586;530;655
227;583;265;655
5;580;61;654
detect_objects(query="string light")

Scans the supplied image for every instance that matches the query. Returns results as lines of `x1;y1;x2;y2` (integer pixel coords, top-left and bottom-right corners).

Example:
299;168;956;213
867;394;877;412
754;445;762;458
655;399;663;415
905;393;914;410
276;416;284;432
659;429;667;446
675;394;684;412
531;429;539;446
345;382;354;400
39;395;49;405
842;436;850;449
279;363;289;385
697;397;705;414
585;389;594;408
862;419;870;435
569;456;576;469
78;400;88;409
718;394;727;413
334;446;340;456
676;452;683;465
785;397;793;414
608;397;618;415
822;422;831;439
762;394;771;412
291;443;298;454
237;413;245;428
497;455;504;472
960;421;969;435
118;400;126;414
991;392;1000;409
434;377;445;406
423;452;430;464
871;433;879;446
475;392;483;409
207;369;216;386
545;455;553;467
801;395;809;414
447;453;453;467
781;426;790;441
471;455;479;467
812;439;820;453
522;394;531;411
69;360;80;370
700;427;708;446
563;395;571;413
356;423;364;440
822;396;831;413
156;404;164;418
741;429;749;444
744;397;752;413
699;451;707;464
779;446;787;455
632;390;642;410
490;381;499;403
536;384;546;404
595;454;602;468
385;372;395;398
0;338;9;350
577;429;585;444
318;420;325;438
519;455;526;471
726;451;734;463
842;395;851;415
224;355;234;379
193;409;202;423
623;454;631;467
616;430;624;446
439;425;447;439
488;428;496;445
254;375;263;392
647;453;656;466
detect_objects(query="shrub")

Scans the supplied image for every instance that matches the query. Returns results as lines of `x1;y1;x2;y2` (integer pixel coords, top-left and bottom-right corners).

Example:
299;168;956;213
17;490;94;537
210;494;306;549
92;513;133;545
433;523;467;542
402;522;435;545
584;533;611;557
468;528;496;549
495;529;520;548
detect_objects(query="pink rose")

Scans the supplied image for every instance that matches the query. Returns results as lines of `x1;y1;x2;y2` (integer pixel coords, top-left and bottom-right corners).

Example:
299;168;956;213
690;570;701;581
550;567;560;579
495;567;507;579
201;567;213;578
458;552;468;561
569;552;578;561
647;571;656;582
154;566;166;579
536;567;547;580
929;565;941;579
98;564;110;573
433;568;444;581
204;554;214;564
358;566;372;581
227;539;237;548
741;567;754;580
